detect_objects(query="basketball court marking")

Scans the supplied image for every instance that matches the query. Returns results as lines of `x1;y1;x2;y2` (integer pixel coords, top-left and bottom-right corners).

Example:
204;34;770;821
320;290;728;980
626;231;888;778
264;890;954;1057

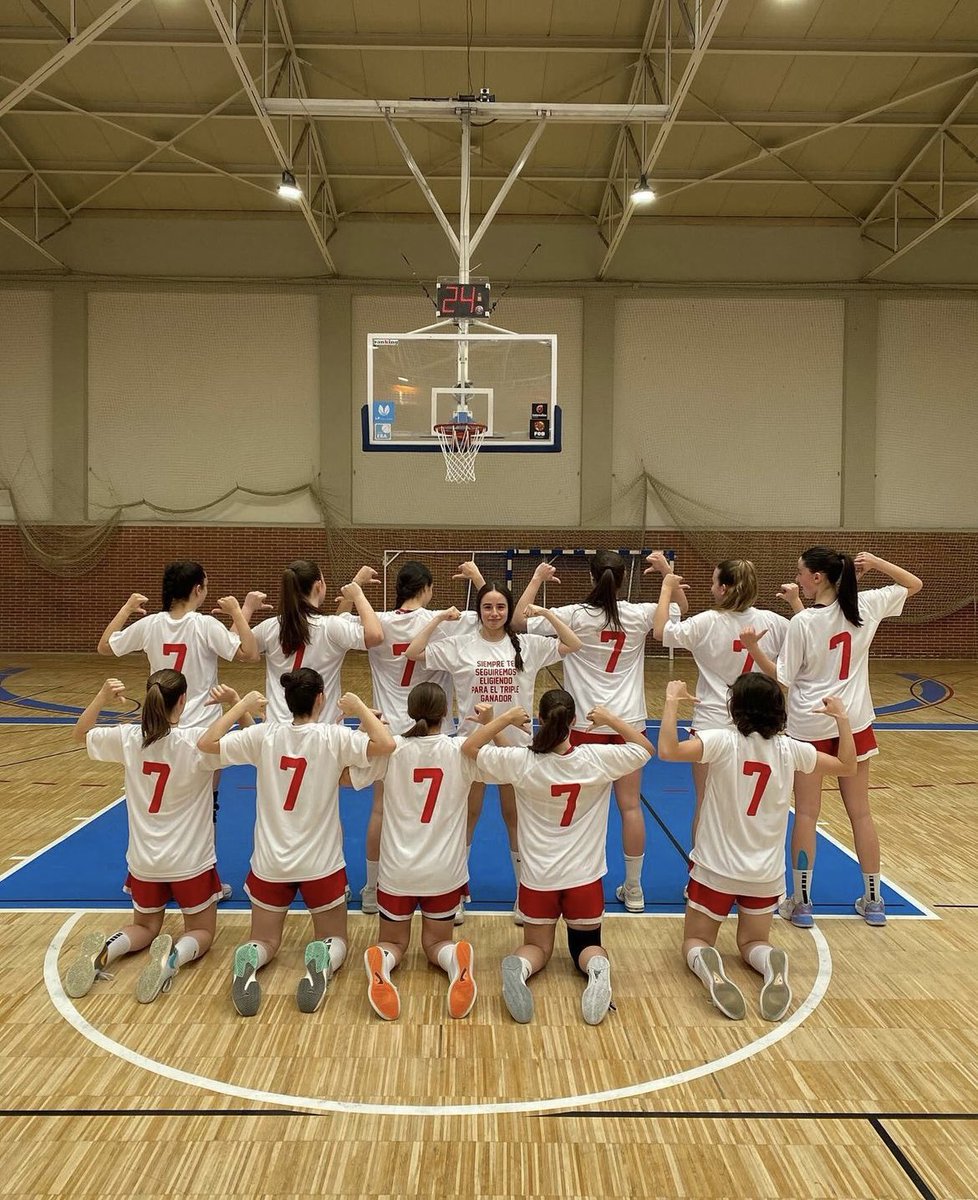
44;910;832;1118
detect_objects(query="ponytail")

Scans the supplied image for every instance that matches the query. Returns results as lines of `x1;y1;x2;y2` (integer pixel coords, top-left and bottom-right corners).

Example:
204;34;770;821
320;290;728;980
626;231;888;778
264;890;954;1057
141;669;186;747
531;688;575;754
583;550;624;630
402;681;447;738
800;546;862;627
395;561;433;608
279;559;322;657
714;559;758;613
476;581;524;672
161;560;205;611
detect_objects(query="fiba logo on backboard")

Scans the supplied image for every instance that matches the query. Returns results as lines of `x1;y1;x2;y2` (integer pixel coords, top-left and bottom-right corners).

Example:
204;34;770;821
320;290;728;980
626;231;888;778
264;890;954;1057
372;400;395;440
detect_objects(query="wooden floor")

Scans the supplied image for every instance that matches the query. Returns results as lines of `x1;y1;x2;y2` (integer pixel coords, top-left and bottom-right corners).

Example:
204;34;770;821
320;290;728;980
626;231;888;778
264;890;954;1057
1;653;977;1199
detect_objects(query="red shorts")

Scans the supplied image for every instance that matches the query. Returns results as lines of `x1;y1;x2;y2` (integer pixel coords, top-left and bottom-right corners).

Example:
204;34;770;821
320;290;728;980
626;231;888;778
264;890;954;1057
569;729;626;746
245;867;347;913
125;867;222;915
807;724;878;762
686;878;779;922
377;885;466;922
518;877;604;926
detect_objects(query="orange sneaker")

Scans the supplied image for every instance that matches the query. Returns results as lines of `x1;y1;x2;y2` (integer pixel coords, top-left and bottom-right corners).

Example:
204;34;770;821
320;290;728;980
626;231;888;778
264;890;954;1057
448;940;477;1019
364;945;400;1021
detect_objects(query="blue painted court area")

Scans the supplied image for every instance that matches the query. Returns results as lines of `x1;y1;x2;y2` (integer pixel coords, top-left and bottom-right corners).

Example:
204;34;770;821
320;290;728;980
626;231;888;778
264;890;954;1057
0;758;928;917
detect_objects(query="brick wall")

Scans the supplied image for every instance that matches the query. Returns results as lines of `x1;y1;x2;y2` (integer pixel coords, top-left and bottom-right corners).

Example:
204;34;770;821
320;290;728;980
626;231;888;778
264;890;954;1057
0;524;974;656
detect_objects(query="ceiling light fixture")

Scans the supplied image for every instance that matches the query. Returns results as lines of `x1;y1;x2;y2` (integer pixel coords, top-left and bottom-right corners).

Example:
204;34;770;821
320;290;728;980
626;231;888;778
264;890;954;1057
277;169;302;201
631;174;656;204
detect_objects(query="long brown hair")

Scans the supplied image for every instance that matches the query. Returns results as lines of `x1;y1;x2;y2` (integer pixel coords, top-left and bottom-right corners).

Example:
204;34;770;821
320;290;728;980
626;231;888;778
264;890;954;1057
801;546;862;627
141;669;186;747
531;688;575;754
715;559;758;613
475;582;524;672
583;550;624;630
279;559;322;656
403;682;447;737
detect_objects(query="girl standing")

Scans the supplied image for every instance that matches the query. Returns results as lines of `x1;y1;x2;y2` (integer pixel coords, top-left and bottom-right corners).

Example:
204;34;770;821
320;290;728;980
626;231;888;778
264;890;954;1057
740;548;922;927
198;670;394;1017
658;676;855;1020
64;671;230;1003
463;692;653;1025
515;550;685;912
351;682;479;1021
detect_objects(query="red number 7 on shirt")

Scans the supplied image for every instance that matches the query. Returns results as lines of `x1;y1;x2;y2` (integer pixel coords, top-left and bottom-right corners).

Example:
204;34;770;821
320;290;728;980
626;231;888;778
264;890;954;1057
600;630;626;673
552;782;582;826
162;643;187;674
414;767;443;823
392;643;416;688
142;761;171;813
280;756;308;810
742;760;771;816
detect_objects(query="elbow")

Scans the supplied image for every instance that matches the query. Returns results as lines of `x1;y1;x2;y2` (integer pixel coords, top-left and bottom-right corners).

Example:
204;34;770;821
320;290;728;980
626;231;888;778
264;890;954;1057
907;577;924;597
71;728;86;746
364;631;384;649
197;738;215;754
97;642;112;656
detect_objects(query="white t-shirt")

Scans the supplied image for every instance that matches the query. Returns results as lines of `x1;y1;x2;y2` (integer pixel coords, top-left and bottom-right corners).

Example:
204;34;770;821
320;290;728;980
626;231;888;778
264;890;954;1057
426;630;564;745
219;721;370;882
528;600;679;730
367;608;479;734
477;742;650;890
86;724;220;881
351;734;478;895
663;607;790;731
252;613;365;725
108;611;241;729
777;585;909;740
693;728;817;895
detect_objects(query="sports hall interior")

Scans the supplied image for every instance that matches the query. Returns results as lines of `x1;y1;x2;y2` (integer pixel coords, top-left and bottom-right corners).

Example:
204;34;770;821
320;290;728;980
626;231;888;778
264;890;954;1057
1;1;977;1198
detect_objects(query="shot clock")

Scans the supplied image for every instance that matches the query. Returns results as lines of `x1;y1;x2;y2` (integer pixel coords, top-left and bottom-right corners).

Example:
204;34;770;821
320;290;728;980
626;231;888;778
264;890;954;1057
435;279;492;319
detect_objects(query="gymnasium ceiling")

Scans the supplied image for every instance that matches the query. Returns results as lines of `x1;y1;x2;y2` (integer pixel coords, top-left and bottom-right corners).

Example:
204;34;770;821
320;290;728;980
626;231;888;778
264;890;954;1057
1;0;977;277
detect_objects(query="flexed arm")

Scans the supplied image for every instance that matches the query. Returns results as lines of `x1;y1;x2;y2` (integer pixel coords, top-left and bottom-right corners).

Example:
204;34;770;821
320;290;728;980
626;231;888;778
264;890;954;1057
97;593;147;655
511;562;560;633
73;678;127;744
405;607;461;662
645;550;689;615
521;603;582;656
651;572;689;643
854;552;923;597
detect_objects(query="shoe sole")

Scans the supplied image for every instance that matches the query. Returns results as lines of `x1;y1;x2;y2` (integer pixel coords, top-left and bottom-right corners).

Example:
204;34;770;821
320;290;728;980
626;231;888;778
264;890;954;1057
448;941;477;1019
231;944;261;1017
615;885;645;913
63;931;107;999
296;941;331;1014
581;959;612;1026
699;947;746;1020
135;933;173;1005
364;946;400;1020
501;956;533;1023
759;948;791;1021
856;901;887;926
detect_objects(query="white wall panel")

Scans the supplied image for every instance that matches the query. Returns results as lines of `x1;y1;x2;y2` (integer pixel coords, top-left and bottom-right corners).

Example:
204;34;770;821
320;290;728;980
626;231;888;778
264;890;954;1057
613;298;844;528
877;297;978;528
88;292;320;523
0;290;53;522
351;295;582;526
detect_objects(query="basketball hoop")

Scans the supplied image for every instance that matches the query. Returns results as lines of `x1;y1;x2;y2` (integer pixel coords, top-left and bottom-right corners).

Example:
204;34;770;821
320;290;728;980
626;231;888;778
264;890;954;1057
433;422;488;483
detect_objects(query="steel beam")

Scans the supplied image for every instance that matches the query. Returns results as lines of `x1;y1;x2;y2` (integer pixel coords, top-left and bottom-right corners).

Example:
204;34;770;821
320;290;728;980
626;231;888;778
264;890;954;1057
598;0;732;278
0;0;145;118
264;98;670;123
200;0;335;272
865;185;978;277
0;211;65;266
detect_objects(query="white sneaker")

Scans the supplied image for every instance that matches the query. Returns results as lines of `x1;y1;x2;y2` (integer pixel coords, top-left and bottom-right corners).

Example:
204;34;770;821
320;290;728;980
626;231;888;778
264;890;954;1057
220;882;233;902
135;934;178;1004
581;956;613;1026
360;885;379;915
63;931;110;999
759;948;791;1021
512;906;524;926
501;955;533;1023
615;883;645;913
695;946;746;1021
296;939;333;1013
454;898;465;926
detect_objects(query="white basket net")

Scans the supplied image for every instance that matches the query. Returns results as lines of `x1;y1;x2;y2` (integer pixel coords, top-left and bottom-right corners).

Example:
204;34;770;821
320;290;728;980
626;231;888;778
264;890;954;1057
433;423;488;483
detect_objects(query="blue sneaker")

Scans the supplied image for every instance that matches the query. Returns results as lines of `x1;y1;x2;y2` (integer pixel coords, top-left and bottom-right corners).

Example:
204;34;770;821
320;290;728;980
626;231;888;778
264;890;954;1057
778;897;814;929
855;896;886;926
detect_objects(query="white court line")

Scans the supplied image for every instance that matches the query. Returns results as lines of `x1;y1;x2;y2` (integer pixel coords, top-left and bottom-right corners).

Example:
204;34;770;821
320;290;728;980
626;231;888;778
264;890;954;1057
807;823;939;920
45;912;832;1117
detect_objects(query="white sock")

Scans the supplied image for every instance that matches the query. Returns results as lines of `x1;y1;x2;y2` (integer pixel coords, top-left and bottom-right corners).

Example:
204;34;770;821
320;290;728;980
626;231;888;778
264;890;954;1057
365;860;379;890
747;944;772;977
624;854;644;888
251;942;271;970
510;850;521;884
862;872;881;903
322;936;347;971
436;943;456;977
103;931;131;965
516;955;532;981
172;935;201;967
792;868;811;906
